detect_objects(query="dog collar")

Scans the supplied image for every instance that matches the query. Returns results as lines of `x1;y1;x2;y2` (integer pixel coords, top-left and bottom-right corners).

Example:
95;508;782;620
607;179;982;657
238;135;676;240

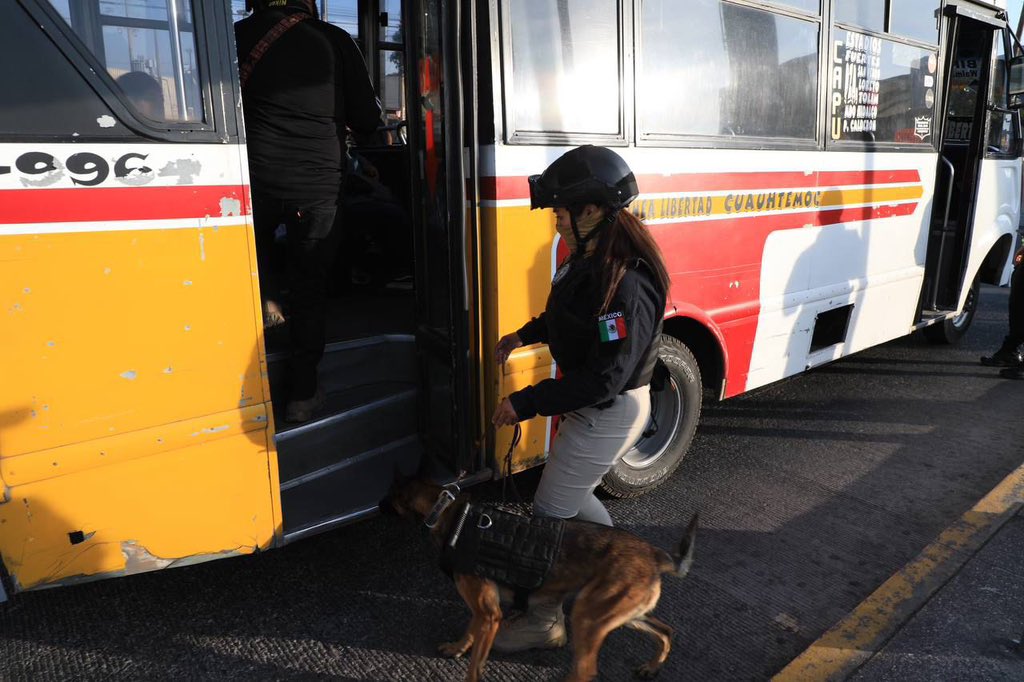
424;483;460;529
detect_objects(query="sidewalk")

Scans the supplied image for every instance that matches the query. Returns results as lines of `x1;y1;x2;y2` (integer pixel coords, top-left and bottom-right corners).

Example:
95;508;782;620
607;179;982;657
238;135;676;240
775;459;1024;681
852;508;1024;680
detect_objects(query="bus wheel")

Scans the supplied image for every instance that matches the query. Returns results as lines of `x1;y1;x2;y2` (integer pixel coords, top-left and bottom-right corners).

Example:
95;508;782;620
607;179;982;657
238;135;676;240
924;275;980;344
601;335;702;499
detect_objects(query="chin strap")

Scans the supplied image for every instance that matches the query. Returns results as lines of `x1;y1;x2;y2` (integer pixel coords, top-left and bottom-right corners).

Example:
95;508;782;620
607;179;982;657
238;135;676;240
570;210;616;257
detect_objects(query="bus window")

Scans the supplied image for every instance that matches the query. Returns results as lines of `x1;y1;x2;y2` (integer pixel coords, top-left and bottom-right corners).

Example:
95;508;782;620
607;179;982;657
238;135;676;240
45;0;204;123
828;30;937;144
49;0;72;19
988;34;1018;156
638;0;818;141
507;0;621;137
378;0;406;130
760;0;818;13
325;0;360;39
890;1;941;45
379;0;400;41
230;0;248;22
1;2;124;137
835;0;885;34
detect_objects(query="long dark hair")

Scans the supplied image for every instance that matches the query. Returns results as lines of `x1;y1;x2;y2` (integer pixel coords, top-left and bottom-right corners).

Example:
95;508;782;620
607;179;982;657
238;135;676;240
592;208;671;315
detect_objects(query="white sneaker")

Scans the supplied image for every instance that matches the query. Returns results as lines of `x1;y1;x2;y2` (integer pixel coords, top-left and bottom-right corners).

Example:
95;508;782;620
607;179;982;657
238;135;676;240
492;601;567;653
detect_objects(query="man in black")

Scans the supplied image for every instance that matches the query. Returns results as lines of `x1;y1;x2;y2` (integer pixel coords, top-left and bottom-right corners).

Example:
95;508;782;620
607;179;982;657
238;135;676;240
236;0;381;421
981;243;1024;379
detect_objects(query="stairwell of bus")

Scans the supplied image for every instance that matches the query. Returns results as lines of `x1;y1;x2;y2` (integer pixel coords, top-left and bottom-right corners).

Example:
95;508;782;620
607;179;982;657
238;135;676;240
262;135;422;543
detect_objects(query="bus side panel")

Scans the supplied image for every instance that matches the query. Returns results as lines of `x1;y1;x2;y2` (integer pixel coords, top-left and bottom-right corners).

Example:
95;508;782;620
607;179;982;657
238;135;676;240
959;158;1021;302
745;152;937;391
0;144;281;590
0;216;263;456
489;204;562;471
0;431;275;592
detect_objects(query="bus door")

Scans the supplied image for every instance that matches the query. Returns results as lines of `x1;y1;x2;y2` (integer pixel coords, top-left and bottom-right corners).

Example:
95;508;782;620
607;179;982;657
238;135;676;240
275;0;478;545
407;0;479;478
922;1;1018;319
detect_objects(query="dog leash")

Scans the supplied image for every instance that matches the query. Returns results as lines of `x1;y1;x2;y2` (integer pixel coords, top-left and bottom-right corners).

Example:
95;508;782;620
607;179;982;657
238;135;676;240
501;422;524;505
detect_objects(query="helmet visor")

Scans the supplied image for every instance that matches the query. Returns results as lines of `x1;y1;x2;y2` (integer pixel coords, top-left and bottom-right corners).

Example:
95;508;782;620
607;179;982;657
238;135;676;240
528;174;553;210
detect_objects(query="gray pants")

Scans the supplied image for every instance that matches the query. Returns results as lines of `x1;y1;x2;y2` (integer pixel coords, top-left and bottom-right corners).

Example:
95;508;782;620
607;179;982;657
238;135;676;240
533;386;651;526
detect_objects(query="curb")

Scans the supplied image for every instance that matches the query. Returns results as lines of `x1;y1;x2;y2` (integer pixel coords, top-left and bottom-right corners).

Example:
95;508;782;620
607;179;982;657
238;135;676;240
773;459;1024;681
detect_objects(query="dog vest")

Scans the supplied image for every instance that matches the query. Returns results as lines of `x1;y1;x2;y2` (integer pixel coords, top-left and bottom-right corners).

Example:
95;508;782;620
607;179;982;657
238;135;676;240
440;503;565;610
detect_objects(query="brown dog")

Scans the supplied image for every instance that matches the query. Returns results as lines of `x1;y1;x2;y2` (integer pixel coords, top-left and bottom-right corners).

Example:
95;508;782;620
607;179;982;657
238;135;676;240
383;478;698;682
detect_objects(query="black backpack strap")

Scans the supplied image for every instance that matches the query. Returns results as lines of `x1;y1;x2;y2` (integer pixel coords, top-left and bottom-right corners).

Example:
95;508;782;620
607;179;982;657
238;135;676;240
239;12;312;90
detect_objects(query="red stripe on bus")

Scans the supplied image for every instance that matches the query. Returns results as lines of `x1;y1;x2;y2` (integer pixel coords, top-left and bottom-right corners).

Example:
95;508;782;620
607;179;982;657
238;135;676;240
654;201;920;396
552;199;919;397
0;186;251;225
481;170;922;202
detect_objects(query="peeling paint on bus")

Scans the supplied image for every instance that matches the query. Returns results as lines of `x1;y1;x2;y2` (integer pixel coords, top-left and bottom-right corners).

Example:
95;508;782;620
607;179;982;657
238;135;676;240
219;197;242;217
158;159;202;185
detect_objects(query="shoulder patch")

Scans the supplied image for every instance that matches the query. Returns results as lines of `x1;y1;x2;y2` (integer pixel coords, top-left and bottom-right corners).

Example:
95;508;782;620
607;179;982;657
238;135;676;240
598;311;627;342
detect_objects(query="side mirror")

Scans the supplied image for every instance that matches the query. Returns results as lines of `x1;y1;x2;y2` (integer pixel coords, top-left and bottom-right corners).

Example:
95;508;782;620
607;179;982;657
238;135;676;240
1009;55;1024;109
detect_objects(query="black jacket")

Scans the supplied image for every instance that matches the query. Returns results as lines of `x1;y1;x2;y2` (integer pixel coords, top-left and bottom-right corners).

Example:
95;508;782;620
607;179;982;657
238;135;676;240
508;256;666;420
235;10;381;204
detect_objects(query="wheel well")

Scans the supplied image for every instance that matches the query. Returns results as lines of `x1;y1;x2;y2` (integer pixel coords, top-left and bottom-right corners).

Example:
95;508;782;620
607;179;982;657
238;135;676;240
662;316;724;400
977;233;1015;285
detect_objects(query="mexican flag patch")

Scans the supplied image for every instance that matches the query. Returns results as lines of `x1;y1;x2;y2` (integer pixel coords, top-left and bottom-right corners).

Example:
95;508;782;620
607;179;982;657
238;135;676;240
598;312;627;342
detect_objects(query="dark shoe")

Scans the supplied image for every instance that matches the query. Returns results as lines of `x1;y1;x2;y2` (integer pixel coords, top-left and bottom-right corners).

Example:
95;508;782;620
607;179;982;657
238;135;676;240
284;388;325;423
999;367;1024;380
980;345;1023;367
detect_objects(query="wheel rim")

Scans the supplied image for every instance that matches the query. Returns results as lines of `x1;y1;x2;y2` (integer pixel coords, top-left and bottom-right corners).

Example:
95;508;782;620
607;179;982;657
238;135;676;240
621;368;683;469
951;283;977;329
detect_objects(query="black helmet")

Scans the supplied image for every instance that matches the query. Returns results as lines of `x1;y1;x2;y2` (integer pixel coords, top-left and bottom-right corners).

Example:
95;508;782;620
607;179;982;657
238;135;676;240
528;145;639;212
247;0;317;13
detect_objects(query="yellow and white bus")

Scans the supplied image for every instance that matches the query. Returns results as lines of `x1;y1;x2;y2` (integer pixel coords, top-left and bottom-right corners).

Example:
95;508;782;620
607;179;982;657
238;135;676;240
1;0;1021;600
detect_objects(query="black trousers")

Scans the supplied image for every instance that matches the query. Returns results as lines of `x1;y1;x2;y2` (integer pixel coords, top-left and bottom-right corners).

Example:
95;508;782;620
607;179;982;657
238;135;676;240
253;194;340;400
1009;262;1024;347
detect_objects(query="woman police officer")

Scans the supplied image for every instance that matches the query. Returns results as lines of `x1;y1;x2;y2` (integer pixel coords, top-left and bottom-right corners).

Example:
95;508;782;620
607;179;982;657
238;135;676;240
490;145;671;652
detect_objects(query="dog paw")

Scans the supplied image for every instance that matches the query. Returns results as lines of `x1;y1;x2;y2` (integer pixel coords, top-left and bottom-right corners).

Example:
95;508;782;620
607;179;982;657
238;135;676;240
634;663;661;679
437;641;468;659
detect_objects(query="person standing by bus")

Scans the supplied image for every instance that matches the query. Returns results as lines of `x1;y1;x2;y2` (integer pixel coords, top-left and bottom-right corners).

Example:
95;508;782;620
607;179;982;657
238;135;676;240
490;146;671;652
236;0;381;422
982;243;1024;379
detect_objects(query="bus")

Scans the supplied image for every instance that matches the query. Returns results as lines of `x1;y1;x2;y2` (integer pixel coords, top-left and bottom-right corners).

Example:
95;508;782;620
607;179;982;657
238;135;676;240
1;0;1021;601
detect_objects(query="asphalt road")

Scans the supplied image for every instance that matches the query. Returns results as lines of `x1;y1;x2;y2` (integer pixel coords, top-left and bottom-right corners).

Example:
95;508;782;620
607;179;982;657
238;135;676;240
2;286;1023;681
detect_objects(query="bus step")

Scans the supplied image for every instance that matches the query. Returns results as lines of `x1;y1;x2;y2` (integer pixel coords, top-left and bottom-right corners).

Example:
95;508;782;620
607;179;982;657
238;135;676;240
266;333;416;397
280;434;422;544
275;382;417;484
920;307;953;318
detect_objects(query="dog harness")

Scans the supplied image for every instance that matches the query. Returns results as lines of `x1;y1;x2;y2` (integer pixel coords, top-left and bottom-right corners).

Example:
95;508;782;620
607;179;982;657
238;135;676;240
440;503;565;611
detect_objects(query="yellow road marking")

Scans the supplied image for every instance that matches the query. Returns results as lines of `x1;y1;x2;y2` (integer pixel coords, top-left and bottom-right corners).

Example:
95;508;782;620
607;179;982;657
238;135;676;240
773;459;1024;681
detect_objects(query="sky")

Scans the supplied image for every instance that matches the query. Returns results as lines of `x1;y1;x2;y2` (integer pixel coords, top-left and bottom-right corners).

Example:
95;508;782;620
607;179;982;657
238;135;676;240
1011;0;1024;35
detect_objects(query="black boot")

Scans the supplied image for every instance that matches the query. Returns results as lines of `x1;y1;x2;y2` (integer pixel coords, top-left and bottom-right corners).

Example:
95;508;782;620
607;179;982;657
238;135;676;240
999;366;1024;380
980;338;1023;367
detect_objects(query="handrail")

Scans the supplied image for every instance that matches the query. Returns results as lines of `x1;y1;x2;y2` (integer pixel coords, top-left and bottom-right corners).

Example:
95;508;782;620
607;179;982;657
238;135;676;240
928;155;956;309
939;154;955;231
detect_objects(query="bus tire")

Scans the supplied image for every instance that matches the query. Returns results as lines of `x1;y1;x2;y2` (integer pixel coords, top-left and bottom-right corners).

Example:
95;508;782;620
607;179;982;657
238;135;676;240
923;275;980;344
600;335;702;499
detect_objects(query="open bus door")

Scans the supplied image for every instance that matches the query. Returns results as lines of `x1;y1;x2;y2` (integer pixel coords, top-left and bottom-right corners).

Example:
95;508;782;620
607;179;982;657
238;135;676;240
408;0;480;480
921;0;1021;341
274;0;481;542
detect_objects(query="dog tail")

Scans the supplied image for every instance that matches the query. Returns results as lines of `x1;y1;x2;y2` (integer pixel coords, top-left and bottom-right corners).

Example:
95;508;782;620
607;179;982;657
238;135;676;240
672;513;698;579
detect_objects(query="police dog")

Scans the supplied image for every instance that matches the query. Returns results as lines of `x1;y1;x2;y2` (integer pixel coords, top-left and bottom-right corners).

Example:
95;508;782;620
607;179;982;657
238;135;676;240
382;478;697;682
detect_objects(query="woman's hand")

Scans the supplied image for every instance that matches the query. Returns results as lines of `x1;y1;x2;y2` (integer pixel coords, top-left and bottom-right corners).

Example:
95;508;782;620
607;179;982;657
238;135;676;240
491;398;520;427
495;332;523;365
